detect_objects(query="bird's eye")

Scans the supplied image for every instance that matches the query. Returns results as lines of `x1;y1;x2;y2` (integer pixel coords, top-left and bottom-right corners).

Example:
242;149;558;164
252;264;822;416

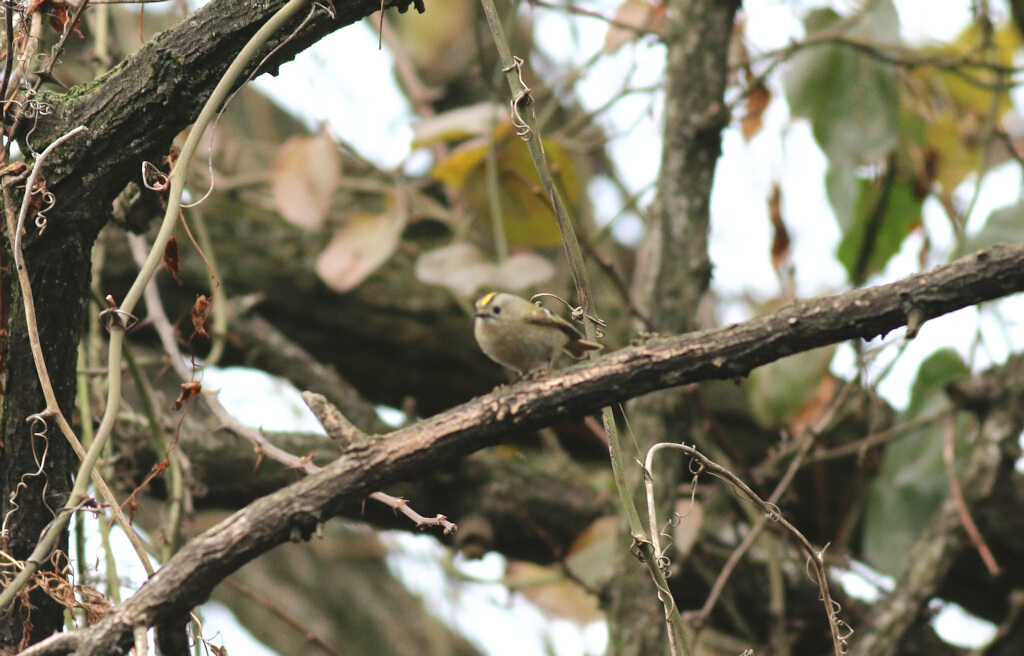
492;306;502;315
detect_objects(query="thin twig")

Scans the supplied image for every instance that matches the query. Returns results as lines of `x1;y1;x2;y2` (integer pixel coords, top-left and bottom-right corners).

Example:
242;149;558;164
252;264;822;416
527;0;660;38
127;234;457;536
739;31;1020;88
122;345;189;558
222;578;345;656
1;0;318;614
478;0;689;651
647;443;849;656
127;233;319;473
0;128;153;613
942;414;1000;576
14;127;88;254
691;435;814;625
37;0;91;82
805;406;954;464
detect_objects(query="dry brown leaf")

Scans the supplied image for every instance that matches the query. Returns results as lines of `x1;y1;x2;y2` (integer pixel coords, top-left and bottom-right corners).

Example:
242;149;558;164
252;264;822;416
414;243;556;298
77;584;114;624
564;516;618;590
315;197;406;293
173;380;202;410
163;235;183;285
768;183;790;273
48;3;84;37
271;131;341;230
414;243;493;297
191;294;211;338
412;102;504;147
604;0;664;54
788;373;838;436
489;252;557;290
505;561;603;624
672;498;704;557
741;82;771;140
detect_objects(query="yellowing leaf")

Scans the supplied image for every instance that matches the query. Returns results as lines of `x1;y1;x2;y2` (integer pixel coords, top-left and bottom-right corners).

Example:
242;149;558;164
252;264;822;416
430;135;490;188
412;102;505;147
315;198;405;293
431;124;580;248
924;110;982;194
272;132;342;230
927;21;1022;119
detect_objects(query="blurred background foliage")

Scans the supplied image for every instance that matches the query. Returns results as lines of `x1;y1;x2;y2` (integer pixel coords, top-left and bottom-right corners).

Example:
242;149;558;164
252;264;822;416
30;0;1024;654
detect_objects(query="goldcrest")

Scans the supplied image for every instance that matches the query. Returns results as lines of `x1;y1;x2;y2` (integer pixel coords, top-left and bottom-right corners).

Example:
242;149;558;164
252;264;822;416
473;292;602;375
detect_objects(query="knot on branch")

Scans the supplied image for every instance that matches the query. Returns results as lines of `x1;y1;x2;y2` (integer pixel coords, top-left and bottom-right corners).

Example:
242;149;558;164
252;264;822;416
901;291;930;339
288;511;323;543
392;0;426;14
302;392;376;451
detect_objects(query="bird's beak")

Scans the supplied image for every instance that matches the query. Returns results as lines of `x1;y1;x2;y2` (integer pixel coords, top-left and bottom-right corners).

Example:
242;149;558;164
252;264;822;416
473;312;489;319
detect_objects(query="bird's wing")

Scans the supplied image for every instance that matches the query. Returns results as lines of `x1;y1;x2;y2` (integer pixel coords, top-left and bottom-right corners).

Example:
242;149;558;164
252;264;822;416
527;308;584;339
563;338;602;358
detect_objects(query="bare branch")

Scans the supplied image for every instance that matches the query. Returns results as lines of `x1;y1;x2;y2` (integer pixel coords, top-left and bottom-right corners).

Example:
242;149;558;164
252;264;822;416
20;242;1024;655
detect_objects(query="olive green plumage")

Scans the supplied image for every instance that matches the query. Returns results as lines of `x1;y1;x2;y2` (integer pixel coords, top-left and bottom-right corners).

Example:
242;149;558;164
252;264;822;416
473;292;602;374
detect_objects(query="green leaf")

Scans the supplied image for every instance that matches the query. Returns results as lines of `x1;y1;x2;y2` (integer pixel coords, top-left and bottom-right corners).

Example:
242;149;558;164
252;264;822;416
825;165;860;231
965;201;1024;253
784;2;901;168
861;350;970;577
906;348;970;417
836;176;923;284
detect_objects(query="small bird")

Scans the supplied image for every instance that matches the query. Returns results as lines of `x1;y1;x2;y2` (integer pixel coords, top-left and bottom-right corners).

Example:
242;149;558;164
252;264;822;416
473;292;602;375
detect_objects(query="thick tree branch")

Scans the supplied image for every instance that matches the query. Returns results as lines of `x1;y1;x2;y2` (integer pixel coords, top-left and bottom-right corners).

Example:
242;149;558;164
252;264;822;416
28;0;421;243
24;242;1024;654
1;1;424;644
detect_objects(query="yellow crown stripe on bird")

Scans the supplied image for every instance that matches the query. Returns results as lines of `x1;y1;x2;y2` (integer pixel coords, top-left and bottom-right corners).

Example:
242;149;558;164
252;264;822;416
473;291;602;375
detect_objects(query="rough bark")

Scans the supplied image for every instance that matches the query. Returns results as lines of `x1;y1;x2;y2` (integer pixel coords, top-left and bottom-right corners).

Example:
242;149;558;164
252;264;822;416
0;0;422;648
19;241;1024;655
610;0;740;652
208;525;483;656
99;194;502;416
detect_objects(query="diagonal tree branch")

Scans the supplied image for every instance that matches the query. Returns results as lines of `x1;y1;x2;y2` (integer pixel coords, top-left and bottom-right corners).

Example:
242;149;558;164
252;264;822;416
21;242;1024;655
